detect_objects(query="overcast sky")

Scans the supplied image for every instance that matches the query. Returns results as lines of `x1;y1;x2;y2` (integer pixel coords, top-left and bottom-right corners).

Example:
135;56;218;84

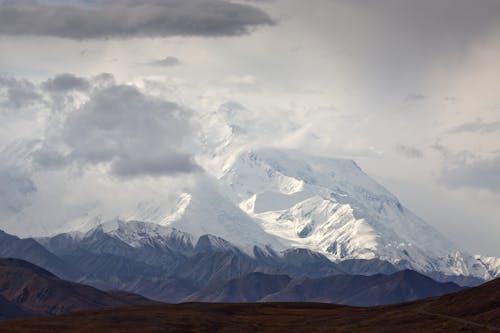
0;0;499;256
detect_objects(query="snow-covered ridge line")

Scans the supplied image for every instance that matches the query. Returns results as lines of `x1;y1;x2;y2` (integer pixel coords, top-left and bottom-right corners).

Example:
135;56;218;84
60;145;499;281
63;218;500;282
218;148;498;280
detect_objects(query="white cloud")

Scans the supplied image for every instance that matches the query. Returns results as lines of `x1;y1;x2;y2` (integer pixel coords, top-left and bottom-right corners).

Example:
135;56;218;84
224;74;257;85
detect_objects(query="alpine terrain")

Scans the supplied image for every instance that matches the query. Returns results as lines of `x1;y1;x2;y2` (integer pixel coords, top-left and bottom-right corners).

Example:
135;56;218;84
34;105;500;287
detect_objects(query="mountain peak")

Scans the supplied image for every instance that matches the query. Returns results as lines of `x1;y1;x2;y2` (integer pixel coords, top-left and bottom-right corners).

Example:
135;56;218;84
36;147;499;281
218;148;495;280
194;234;240;253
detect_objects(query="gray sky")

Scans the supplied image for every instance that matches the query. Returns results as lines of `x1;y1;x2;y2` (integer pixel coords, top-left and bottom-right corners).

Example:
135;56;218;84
0;0;499;256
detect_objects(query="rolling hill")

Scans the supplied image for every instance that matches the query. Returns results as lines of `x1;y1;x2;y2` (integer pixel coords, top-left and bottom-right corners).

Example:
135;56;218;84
0;276;497;332
0;258;154;318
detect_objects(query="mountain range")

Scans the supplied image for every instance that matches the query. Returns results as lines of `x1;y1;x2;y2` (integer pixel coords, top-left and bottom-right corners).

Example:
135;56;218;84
2;102;499;287
0;106;498;318
31;148;498;289
52;147;499;283
185;269;462;305
1;271;498;332
0;256;463;321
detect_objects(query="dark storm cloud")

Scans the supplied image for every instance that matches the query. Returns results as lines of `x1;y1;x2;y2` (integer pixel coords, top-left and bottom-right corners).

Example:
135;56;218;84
449;119;500;134
0;0;274;39
0;76;42;109
396;144;423;159
439;153;500;193
34;78;200;177
147;56;181;67
41;73;90;92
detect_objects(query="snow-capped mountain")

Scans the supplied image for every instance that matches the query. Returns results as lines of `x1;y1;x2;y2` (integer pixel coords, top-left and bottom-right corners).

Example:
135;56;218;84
153;178;287;253
65;176;286;253
218;148;498;280
93;219;194;251
475;255;500;278
60;147;498;281
50;103;499;282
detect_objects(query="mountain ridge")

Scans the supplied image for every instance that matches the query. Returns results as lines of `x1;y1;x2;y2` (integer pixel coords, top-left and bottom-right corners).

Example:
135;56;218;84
0;258;154;318
24;146;500;283
1;277;498;332
187;269;463;306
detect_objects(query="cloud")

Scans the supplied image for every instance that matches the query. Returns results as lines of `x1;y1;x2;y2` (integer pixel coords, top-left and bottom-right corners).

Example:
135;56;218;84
0;0;274;39
0;76;42;109
449;118;500;134
282;0;500;99
404;93;427;103
396;144;423;159
0;160;36;214
439;153;500;193
433;142;500;193
34;78;200;178
41;73;90;93
431;141;452;159
147;56;181;67
224;74;257;85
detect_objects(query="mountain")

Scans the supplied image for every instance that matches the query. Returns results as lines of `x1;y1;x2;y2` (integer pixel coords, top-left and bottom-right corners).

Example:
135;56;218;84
219;149;498;281
60;177;286;254
2;278;497;332
0;230;79;280
0;296;29;320
264;270;462;306
2;100;500;285
422;277;500;327
28;218;485;305
39;220;192;272
40;217;462;306
0;258;154;317
50;147;499;283
34;222;351;301
185;272;292;302
335;258;400;275
475;255;500;280
21;135;494;285
156;180;286;253
187;270;462;306
36;222;196;302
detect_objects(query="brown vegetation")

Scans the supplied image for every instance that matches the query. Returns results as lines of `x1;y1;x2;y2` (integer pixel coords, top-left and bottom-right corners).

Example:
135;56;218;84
1;278;498;333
